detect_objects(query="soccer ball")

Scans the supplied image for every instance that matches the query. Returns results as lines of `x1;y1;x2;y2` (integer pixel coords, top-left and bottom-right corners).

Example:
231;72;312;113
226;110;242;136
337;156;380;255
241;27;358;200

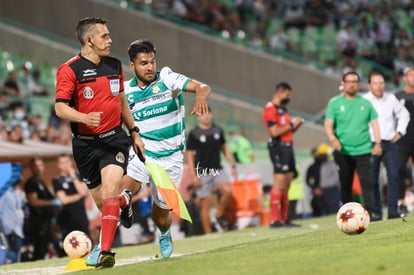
63;230;92;258
336;202;370;235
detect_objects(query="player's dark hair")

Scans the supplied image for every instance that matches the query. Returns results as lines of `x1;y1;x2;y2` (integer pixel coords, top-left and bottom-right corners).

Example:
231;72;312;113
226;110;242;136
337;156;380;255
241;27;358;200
368;71;383;83
275;82;292;92
128;39;156;61
76;17;107;46
342;71;360;82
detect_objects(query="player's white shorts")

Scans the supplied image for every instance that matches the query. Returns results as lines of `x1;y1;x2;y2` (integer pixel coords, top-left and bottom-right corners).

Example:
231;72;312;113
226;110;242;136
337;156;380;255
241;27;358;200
127;149;184;210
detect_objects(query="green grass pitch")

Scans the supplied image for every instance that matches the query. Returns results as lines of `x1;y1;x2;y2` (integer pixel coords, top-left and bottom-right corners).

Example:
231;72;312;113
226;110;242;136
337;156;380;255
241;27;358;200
1;214;413;275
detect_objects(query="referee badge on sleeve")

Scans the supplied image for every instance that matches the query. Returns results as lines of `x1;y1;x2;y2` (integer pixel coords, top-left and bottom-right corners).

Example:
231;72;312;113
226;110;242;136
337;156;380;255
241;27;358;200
115;152;125;163
110;79;120;96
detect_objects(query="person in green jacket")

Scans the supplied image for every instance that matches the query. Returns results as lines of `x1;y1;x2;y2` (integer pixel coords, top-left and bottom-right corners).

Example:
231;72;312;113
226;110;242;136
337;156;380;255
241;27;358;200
228;126;254;164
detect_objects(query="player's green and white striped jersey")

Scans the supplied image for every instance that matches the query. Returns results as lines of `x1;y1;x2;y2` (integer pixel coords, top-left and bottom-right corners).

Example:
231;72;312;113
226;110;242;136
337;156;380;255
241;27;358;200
124;67;191;158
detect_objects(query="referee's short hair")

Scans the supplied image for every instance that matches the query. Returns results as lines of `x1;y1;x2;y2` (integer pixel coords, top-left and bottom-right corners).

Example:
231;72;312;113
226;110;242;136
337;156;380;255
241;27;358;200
275;82;292;92
76;17;107;46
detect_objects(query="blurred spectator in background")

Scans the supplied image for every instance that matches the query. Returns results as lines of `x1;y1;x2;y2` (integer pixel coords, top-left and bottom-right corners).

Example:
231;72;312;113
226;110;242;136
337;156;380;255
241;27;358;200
17;66;49;98
281;0;307;29
7;124;24;144
395;67;414;217
84;193;101;247
45;124;58;144
24;157;62;261
325;71;382;221
186;108;236;234
125;184;155;244
373;9;393;62
228;125;254;164
364;71;409;220
2;71;21;98
0;120;8;141
28;114;46;137
180;184;203;237
341;58;361;76
48;105;61;130
18;65;34;98
30;69;49;97
336;21;358;62
54;122;72;146
29;124;48;142
261;184;272;210
52;154;90;240
0;173;24;263
306;143;341;217
402;158;414;212
0;94;11;120
28;114;48;142
8;102;30;139
393;47;414;86
356;16;378;61
268;26;289;52
303;0;328;27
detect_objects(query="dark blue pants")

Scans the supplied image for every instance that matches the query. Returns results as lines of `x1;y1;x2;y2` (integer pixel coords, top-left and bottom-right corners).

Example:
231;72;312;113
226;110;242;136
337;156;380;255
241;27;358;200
6;233;23;263
372;141;399;218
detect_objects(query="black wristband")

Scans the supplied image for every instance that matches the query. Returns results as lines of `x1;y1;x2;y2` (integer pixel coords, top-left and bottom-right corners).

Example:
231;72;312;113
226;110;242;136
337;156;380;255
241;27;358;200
129;126;140;134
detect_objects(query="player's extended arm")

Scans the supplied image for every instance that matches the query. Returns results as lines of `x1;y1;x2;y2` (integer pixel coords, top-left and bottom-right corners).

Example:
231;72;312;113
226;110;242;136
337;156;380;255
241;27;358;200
185;80;211;115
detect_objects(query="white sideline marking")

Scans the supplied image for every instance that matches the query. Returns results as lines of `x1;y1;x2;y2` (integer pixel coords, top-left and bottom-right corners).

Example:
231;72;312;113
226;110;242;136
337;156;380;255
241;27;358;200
0;254;188;274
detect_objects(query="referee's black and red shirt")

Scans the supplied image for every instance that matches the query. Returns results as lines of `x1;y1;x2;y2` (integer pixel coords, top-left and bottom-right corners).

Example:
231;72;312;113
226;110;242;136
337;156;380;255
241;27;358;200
262;101;293;143
55;54;124;135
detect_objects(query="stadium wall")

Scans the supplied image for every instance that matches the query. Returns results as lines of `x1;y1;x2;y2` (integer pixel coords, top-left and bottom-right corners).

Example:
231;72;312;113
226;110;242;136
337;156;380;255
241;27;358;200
0;0;341;115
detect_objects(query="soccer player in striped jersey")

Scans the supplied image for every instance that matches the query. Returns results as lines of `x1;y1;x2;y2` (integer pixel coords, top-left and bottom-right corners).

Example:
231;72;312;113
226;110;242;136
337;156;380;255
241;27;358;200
123;39;210;258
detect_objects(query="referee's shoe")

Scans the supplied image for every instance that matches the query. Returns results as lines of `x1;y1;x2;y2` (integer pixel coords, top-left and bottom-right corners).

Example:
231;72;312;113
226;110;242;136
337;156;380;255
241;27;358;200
120;189;134;228
96;251;115;269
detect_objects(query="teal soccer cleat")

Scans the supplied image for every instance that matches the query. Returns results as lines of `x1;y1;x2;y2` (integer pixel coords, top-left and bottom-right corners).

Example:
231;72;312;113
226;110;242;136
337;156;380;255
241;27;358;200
159;229;173;259
86;245;100;266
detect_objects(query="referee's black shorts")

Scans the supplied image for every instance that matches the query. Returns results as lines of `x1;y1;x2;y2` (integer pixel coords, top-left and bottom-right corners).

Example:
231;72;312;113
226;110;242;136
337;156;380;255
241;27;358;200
267;142;296;174
72;127;130;189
